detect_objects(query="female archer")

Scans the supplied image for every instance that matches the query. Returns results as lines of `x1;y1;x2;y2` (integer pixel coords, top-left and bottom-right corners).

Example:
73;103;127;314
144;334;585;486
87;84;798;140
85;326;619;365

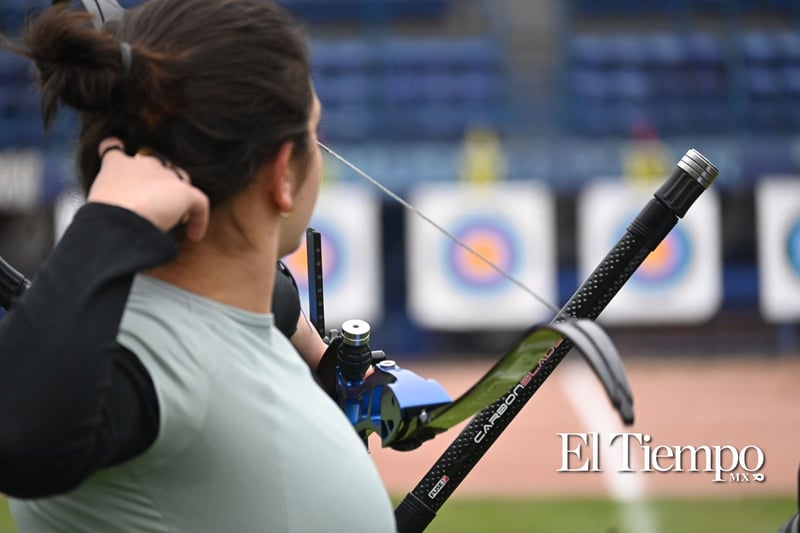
0;1;395;531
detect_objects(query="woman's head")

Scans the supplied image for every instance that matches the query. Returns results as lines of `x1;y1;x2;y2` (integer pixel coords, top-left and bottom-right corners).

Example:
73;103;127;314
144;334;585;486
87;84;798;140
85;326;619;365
12;0;314;210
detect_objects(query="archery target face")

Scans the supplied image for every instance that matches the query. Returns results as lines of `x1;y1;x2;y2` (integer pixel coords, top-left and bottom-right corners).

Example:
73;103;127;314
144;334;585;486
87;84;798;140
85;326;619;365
444;216;521;293
756;177;800;322
577;179;721;325
280;183;382;329
406;182;556;330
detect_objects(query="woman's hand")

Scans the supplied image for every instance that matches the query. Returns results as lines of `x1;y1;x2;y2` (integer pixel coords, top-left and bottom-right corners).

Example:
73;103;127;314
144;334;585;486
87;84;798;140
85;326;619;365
87;138;210;241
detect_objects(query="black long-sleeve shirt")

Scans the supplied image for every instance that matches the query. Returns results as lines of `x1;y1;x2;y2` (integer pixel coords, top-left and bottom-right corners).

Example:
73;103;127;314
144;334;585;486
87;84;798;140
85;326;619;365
0;203;302;498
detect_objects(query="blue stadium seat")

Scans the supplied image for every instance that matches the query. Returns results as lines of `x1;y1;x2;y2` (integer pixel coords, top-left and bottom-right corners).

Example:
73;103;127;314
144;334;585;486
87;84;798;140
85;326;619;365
454;37;502;71
8;116;45;146
0;52;31;83
687;33;724;67
382;71;425;104
311;39;375;75
789;97;800;128
379;37;500;73
745;67;783;97
415;105;464;139
569;0;668;17
613;69;650;101
689;68;726;97
282;0;449;24
608;34;648;67
562;29;745;137
459;71;502;103
686;99;731;133
315;72;375;107
316;35;508;141
318;105;373;142
567;102;616;136
774;31;800;63
740;32;778;64
568;68;613;101
570;0;799;17
646;68;686;98
0;9;22;33
748;100;792;131
645;34;687;68
650;99;688;134
13;85;40;117
784;66;800;96
0;82;13;112
418;72;461;103
381;38;426;72
569;35;613;67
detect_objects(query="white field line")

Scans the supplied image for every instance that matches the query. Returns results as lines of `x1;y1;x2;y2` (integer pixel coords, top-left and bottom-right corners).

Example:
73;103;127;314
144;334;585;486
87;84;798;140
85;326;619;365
559;361;659;533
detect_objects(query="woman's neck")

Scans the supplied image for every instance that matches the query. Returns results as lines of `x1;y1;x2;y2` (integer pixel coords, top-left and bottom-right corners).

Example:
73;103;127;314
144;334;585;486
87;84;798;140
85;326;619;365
146;209;280;314
146;243;277;314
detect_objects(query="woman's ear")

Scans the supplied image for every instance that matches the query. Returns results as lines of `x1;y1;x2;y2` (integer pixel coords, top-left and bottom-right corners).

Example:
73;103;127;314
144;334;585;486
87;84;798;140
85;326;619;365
271;141;296;214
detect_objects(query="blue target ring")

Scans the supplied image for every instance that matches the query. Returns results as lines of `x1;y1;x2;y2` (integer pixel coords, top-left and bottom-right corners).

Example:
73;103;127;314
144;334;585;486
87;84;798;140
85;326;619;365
786;216;800;276
443;216;520;294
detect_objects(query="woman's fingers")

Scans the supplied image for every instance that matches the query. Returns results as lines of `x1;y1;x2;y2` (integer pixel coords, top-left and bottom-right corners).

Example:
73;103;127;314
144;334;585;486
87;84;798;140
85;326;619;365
89;137;210;237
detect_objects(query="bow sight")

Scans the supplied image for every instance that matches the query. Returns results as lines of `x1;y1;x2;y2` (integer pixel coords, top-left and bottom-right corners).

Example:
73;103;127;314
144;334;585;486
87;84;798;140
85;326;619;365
303;228;453;450
329;318;452;449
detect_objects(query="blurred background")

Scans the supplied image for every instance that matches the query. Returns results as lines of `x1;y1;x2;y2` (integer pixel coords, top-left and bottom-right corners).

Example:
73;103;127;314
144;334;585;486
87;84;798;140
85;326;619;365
0;1;799;532
2;0;800;359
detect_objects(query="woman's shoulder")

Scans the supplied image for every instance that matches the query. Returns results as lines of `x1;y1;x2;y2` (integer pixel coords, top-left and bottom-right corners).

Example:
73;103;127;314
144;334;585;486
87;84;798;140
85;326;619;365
118;275;215;369
117;275;225;466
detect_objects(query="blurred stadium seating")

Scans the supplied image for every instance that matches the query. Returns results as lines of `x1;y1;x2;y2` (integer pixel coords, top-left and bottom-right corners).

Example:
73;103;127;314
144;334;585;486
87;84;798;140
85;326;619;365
279;0;449;24
1;1;796;146
0;0;799;353
561;28;800;136
312;36;506;141
562;31;732;136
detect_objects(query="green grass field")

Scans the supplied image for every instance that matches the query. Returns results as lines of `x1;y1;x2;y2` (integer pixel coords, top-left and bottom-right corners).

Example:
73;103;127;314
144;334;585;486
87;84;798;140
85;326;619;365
419;496;796;532
1;495;794;532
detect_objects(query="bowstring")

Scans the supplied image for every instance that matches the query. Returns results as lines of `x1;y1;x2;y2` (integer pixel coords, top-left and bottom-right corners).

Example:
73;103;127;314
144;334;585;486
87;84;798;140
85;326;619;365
317;141;561;316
